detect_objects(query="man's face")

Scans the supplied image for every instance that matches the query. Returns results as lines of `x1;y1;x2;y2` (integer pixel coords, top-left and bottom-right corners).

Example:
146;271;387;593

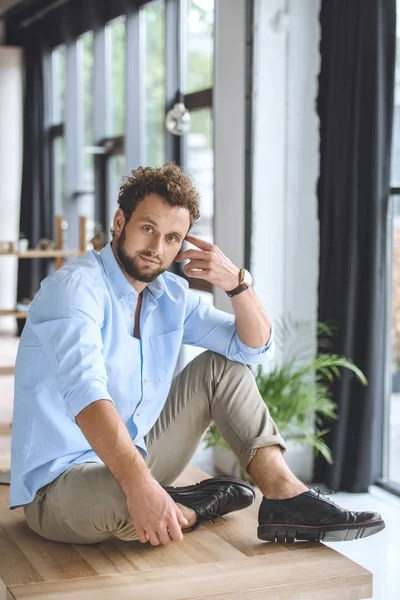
112;193;191;283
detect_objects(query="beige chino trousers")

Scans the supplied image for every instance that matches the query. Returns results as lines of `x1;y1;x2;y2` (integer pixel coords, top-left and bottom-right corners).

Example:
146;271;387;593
24;350;286;544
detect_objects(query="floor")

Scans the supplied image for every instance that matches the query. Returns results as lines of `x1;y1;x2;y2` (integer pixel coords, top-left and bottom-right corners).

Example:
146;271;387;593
0;466;372;600
1;328;400;600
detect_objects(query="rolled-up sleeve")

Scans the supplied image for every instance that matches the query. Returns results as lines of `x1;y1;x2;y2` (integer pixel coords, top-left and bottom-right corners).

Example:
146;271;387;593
29;271;113;422
182;288;275;365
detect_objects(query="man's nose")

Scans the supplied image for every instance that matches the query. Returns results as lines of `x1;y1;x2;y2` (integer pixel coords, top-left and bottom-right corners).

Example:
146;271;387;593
148;235;164;256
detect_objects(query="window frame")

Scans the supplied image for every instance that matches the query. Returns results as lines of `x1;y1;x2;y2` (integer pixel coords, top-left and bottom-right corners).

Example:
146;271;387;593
378;185;400;498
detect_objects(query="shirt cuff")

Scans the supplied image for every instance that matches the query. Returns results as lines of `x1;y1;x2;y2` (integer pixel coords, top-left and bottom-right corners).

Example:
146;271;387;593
64;381;114;423
235;322;275;355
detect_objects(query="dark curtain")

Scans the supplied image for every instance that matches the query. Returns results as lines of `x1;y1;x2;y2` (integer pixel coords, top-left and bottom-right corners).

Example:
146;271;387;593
315;0;396;492
17;33;52;303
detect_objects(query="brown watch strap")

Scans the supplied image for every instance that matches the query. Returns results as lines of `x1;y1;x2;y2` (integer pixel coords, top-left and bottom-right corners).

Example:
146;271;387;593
226;282;250;298
226;269;249;297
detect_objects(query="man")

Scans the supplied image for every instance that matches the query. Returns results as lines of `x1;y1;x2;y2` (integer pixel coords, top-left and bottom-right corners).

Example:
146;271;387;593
10;163;384;546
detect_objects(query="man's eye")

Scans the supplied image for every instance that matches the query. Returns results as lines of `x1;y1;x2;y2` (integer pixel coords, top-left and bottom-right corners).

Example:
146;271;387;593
144;226;153;232
168;235;178;242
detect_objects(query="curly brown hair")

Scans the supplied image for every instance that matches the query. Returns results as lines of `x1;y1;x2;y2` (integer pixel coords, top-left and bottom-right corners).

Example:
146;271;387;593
111;163;200;236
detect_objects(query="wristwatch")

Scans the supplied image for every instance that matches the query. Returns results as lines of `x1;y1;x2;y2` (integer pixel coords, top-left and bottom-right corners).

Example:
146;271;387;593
226;268;253;297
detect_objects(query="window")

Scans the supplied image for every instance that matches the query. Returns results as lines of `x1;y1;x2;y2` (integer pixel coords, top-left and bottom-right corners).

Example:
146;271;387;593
141;0;166;166
386;195;400;487
107;154;126;230
184;0;214;94
103;17;127;233
50;44;67;218
51;44;66;125
47;0;214;256
52;136;66;218
178;0;214;371
179;0;214;294
106;17;126;137
384;0;400;493
185;108;214;244
78;31;95;242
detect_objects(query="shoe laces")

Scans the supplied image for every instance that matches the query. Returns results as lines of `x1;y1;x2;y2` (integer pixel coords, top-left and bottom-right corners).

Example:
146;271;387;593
192;488;235;529
312;487;341;509
313;487;360;521
195;509;227;525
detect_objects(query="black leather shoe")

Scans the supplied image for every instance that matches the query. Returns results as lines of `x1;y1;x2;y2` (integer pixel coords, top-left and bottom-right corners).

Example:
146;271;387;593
258;488;385;543
164;477;255;531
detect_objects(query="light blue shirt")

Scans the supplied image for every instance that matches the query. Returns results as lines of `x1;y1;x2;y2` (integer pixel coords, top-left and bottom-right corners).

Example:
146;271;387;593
10;243;274;509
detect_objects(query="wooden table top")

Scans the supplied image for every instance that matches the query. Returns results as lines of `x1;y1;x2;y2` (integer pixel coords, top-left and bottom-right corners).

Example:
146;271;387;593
0;466;372;600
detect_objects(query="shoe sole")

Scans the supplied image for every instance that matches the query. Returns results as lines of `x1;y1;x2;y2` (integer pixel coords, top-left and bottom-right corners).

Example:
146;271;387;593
165;476;255;499
257;519;386;543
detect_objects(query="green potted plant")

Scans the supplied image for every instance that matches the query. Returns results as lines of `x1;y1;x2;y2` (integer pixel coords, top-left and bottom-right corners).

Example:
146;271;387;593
204;318;367;481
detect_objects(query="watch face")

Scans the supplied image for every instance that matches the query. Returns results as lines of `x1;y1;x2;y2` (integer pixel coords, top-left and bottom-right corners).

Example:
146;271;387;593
243;269;253;286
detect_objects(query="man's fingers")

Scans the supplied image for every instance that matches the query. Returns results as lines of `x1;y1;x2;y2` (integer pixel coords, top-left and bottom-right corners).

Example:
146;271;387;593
175;249;211;262
136;527;148;544
185;234;213;251
167;517;184;543
176;506;189;527
157;526;173;546
184;260;211;272
147;530;161;546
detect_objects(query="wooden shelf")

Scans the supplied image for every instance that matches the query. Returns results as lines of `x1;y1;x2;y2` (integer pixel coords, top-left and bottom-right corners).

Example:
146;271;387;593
0;367;14;376
0;309;28;318
0;249;83;258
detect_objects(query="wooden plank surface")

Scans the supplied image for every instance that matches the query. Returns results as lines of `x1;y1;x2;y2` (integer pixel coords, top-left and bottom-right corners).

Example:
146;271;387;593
7;551;372;600
0;466;372;600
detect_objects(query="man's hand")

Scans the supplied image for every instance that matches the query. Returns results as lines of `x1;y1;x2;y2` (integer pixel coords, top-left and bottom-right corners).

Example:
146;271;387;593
175;234;240;292
126;473;189;546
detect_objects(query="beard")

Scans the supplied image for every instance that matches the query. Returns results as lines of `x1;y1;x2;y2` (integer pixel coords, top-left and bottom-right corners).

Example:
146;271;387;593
113;228;166;283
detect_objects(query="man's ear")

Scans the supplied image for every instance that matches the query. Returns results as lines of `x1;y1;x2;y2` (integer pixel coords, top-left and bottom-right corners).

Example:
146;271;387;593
113;209;126;237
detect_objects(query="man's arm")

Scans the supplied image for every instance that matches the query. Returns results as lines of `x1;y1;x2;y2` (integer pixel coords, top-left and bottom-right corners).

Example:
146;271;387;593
75;400;188;546
230;286;271;348
177;235;274;363
75;399;149;496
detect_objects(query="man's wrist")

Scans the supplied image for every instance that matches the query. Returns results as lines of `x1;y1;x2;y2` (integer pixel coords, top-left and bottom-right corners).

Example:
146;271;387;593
224;268;241;292
225;269;253;297
119;452;152;496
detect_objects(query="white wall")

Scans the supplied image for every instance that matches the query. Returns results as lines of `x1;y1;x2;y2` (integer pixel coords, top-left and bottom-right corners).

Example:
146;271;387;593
252;0;321;364
250;0;320;480
213;0;246;313
0;46;23;331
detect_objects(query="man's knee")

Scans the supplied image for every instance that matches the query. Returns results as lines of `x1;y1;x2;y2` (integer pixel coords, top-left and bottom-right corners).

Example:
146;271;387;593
193;349;250;373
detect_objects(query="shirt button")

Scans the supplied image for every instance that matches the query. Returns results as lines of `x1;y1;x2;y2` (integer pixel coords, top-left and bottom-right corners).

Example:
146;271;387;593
136;411;141;416
118;294;122;300
143;379;148;386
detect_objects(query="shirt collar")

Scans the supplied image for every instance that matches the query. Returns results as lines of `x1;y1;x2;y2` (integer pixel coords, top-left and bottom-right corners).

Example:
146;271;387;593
99;243;165;300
